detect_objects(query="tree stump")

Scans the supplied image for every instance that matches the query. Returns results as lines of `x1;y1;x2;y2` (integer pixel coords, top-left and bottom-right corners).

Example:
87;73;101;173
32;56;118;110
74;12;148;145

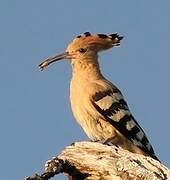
25;141;170;180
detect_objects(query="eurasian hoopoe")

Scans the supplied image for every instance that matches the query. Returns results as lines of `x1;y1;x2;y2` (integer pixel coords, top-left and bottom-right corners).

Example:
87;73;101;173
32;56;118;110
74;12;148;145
39;32;159;161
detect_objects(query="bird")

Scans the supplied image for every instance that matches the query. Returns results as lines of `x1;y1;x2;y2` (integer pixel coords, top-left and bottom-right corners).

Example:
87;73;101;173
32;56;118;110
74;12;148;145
39;32;159;161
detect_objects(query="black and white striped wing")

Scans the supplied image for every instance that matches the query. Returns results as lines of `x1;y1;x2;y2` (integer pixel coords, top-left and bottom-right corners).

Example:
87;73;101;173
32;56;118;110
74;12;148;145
92;88;158;160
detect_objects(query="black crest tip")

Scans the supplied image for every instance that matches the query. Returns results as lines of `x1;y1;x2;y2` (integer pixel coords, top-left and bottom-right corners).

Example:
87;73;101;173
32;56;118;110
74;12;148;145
109;34;124;41
118;36;124;41
84;32;91;37
76;35;82;38
97;34;108;38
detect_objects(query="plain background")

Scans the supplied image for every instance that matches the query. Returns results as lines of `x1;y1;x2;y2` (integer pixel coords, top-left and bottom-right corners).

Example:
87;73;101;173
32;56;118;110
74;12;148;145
0;1;169;179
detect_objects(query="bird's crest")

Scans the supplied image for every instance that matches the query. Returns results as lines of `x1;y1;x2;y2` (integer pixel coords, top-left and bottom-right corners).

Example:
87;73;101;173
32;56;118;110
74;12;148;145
67;32;123;52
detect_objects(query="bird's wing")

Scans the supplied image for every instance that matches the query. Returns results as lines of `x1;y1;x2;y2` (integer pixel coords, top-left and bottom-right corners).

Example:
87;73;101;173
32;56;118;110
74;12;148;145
91;84;157;159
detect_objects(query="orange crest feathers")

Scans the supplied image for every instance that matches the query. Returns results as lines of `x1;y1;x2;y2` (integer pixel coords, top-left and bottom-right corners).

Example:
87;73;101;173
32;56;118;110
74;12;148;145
67;32;123;52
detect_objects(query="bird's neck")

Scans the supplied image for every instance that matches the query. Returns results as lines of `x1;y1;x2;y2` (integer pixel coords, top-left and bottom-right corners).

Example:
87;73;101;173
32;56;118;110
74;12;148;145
71;58;104;82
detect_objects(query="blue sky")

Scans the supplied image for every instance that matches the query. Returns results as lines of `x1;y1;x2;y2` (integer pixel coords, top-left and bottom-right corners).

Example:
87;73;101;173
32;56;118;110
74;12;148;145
0;1;170;179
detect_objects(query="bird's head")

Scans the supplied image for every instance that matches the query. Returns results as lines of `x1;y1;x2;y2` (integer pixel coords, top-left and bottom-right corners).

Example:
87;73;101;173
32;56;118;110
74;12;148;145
39;32;123;71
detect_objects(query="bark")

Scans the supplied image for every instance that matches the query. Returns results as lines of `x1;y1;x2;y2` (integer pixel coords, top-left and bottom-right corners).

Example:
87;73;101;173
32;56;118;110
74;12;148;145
25;141;170;180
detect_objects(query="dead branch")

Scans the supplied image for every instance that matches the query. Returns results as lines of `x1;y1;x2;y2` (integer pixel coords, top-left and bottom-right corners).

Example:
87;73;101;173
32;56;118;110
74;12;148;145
25;141;170;180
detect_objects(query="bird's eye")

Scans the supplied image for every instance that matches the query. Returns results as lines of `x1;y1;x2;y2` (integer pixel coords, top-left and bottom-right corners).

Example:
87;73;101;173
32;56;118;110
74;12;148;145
78;48;87;53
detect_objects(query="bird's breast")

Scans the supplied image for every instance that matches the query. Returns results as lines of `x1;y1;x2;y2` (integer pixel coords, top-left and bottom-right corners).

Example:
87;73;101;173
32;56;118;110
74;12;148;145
70;79;115;141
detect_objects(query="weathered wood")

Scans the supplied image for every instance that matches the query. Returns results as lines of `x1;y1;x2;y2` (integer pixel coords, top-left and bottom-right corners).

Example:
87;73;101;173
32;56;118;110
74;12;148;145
26;141;170;180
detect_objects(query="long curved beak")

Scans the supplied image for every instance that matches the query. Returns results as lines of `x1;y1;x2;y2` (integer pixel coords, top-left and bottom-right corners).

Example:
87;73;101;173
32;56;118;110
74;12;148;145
39;52;70;71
